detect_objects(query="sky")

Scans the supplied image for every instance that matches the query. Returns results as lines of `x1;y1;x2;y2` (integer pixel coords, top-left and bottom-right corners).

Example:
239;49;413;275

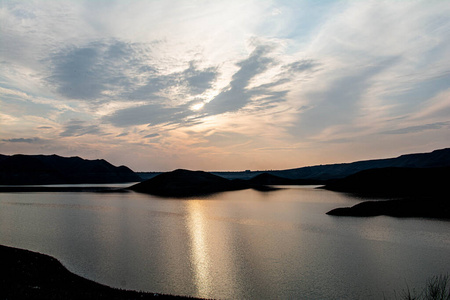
1;0;449;171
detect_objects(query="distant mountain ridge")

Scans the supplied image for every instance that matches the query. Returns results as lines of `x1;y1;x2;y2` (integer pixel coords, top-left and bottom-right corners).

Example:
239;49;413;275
214;148;450;180
2;148;449;185
246;173;323;185
0;154;141;185
275;148;450;180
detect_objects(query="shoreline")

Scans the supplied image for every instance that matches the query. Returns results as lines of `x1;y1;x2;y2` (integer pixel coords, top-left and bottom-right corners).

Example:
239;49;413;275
0;244;197;299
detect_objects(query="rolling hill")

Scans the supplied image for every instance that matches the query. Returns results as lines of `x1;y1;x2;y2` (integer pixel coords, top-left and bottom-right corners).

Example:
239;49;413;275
0;154;141;185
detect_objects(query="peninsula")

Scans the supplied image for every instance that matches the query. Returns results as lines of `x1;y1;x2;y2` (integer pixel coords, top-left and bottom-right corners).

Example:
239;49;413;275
325;167;450;219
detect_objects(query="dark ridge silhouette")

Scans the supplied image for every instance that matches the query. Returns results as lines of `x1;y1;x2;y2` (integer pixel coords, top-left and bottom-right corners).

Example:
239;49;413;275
0;186;131;193
0;154;141;185
213;148;450;180
0;244;196;299
136;172;163;181
129;169;277;197
274;148;450;180
324;167;450;219
322;167;449;197
247;172;324;185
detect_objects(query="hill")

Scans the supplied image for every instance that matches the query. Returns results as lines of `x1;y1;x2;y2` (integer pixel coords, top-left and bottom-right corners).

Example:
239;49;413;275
322;167;449;197
273;148;450;180
0;154;141;185
324;167;450;219
213;148;450;180
247;173;323;185
129;169;276;197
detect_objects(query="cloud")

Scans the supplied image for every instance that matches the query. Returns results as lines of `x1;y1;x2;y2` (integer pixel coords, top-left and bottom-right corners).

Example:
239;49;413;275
291;56;400;138
382;122;450;135
182;62;218;95
104;44;319;129
282;59;321;74
60;119;103;137
144;133;160;138
0;89;57;118
45;37;221;105
46;40;139;101
128;60;219;100
414;89;450;121
2;0;450;171
116;132;129;137
104;103;188;127
204;45;276;115
204;46;321;117
194;131;251;148
1;137;45;143
127;75;176;101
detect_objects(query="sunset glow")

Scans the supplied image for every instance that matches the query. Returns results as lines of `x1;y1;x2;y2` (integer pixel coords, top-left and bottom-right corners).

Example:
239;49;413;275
1;0;449;171
191;103;205;111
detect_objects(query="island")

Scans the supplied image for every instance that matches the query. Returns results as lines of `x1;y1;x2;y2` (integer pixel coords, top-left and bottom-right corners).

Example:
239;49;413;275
324;167;450;219
128;169;279;197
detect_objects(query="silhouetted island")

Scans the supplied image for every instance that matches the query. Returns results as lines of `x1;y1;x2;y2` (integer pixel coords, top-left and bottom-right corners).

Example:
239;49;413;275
326;199;450;219
325;167;450;219
129;169;278;197
0;244;195;299
0;154;141;185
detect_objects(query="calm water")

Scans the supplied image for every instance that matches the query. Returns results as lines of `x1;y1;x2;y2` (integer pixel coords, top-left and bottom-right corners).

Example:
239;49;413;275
0;186;449;299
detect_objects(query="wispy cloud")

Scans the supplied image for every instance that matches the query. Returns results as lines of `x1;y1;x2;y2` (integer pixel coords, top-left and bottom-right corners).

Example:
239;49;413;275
60;119;103;137
204;44;276;115
382;122;450;135
293;57;400;137
1;137;45;144
144;133;160;139
104;103;187;127
1;0;449;170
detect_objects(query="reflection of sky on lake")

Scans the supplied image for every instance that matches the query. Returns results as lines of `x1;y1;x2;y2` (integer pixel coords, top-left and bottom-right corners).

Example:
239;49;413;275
1;188;450;299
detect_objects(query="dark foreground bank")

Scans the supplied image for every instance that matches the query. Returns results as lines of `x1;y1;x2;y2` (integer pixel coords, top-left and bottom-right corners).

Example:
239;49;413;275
0;245;196;299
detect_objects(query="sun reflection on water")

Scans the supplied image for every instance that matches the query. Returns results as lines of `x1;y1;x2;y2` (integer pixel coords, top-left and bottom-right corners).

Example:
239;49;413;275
186;200;212;297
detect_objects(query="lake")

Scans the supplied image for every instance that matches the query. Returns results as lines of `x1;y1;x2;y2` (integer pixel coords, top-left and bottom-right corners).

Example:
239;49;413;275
0;185;449;299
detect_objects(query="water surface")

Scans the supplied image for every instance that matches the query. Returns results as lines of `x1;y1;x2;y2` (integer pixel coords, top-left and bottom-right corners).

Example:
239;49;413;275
1;186;449;299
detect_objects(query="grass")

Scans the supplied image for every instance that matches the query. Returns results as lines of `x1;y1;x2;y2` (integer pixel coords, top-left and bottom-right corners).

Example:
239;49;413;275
396;274;450;300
